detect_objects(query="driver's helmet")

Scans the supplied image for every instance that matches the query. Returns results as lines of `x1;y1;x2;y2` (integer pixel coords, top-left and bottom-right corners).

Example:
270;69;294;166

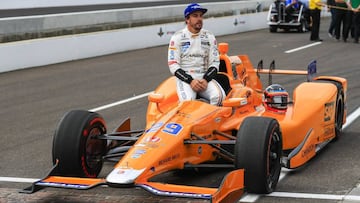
263;84;289;112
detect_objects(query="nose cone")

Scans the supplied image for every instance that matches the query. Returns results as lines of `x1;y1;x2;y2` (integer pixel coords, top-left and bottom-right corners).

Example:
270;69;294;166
106;167;145;184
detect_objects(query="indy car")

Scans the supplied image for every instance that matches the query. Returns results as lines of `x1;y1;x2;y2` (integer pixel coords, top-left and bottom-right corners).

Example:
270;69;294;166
23;43;347;203
267;0;311;33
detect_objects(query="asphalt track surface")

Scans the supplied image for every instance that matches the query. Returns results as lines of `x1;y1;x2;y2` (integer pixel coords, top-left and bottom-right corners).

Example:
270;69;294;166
1;18;360;203
0;0;240;18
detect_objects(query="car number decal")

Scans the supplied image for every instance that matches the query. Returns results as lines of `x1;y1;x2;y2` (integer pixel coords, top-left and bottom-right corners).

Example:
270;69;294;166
162;123;182;135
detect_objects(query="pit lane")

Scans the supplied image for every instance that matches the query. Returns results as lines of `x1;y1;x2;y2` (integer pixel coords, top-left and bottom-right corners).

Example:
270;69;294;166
0;18;359;203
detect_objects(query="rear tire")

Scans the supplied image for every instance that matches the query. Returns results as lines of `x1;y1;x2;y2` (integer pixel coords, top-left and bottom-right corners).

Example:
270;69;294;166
334;87;345;139
235;117;282;194
315;80;345;140
52;110;107;177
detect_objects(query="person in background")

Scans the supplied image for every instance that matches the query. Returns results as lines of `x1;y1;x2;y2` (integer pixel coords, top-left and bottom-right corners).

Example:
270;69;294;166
299;0;312;29
334;0;352;42
285;0;300;22
309;0;324;41
327;0;337;37
167;3;225;105
349;0;360;43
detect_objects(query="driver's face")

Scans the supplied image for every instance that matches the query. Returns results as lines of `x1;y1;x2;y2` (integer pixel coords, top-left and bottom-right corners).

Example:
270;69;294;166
186;11;204;33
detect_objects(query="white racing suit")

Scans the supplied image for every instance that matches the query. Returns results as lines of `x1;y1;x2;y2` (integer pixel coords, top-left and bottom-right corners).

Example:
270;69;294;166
168;27;225;105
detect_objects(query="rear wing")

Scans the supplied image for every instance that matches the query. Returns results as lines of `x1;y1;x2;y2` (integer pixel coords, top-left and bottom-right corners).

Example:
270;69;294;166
255;60;317;85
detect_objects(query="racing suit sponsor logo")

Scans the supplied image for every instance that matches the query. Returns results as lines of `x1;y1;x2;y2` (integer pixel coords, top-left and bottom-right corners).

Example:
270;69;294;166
181;41;190;46
200;33;208;39
169;50;175;60
181;41;190;52
180;33;188;39
201;40;210;47
201;40;210;51
168;61;177;66
213;48;219;57
179;82;188;100
186;53;205;58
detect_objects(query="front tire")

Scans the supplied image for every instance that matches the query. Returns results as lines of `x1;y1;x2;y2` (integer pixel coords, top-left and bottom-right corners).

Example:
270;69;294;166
235;117;282;194
52;110;107;177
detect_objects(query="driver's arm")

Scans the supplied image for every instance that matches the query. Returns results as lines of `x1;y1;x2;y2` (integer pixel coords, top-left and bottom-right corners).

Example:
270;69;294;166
168;35;194;84
204;33;220;82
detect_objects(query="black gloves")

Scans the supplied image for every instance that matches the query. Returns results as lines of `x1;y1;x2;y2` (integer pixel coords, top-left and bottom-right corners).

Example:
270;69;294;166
175;69;193;84
203;66;217;82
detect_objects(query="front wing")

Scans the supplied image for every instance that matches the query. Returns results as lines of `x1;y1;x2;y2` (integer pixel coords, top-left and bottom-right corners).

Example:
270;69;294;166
22;160;244;203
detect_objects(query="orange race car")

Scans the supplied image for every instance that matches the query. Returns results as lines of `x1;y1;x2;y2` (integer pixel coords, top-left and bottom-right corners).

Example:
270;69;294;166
23;43;347;203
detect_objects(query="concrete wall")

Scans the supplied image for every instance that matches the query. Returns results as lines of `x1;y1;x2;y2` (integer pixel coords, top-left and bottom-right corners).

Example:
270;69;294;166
0;1;271;39
0;11;269;73
0;1;274;73
0;0;162;9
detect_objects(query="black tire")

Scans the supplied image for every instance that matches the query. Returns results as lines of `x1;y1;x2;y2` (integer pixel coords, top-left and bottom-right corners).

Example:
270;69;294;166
52;110;107;177
270;26;277;33
334;87;345;139
315;79;345;140
235;117;282;194
298;19;307;33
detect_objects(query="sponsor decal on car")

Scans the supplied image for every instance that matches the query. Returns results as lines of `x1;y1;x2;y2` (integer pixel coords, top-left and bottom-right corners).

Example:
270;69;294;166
159;153;180;165
146;122;183;136
324;101;335;122
131;149;147;159
139;184;212;199
145;136;161;143
37;181;89;189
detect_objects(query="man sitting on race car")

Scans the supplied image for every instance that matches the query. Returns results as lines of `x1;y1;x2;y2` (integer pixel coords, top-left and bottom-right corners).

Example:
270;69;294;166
167;3;225;106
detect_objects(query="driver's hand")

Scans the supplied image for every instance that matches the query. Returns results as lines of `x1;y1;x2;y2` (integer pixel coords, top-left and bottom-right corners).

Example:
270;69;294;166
191;79;208;92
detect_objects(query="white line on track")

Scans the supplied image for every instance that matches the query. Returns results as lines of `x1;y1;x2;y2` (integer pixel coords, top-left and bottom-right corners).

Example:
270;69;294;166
285;42;322;53
343;106;360;129
0;94;359;202
267;192;360;201
0;177;39;183
89;92;152;112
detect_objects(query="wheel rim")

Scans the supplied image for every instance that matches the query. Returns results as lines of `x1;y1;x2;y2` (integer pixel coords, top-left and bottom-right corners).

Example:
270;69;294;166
85;127;106;169
267;131;282;189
